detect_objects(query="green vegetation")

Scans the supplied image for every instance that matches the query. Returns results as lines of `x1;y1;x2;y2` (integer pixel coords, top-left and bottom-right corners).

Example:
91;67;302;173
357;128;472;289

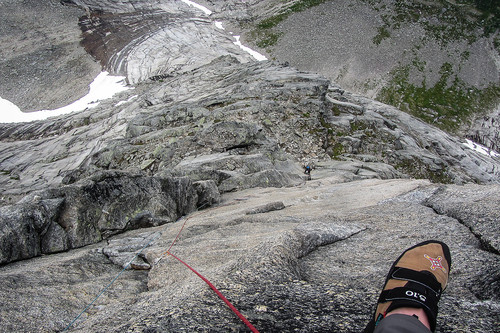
350;120;369;132
331;142;344;158
362;0;500;48
250;0;500;133
394;158;453;184
378;61;500;132
472;0;500;35
359;0;500;132
252;0;330;48
331;105;341;116
257;0;330;30
373;26;390;45
256;32;283;48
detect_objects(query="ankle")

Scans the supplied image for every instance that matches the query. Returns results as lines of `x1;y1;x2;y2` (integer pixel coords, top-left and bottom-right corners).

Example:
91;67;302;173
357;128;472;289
386;307;431;330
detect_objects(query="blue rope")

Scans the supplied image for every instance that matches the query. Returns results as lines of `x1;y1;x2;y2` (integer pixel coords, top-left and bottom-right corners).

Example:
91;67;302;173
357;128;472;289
62;231;162;332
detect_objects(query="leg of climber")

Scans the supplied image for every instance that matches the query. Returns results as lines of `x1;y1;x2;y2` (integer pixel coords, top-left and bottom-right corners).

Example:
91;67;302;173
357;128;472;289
364;240;452;333
372;311;430;333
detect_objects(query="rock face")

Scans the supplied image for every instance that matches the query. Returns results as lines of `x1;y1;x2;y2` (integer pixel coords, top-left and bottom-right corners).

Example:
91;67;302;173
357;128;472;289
0;178;499;332
251;0;500;153
466;105;500;152
1;56;499;204
0;171;219;265
424;184;500;255
77;4;254;84
0;1;499;333
325;86;500;184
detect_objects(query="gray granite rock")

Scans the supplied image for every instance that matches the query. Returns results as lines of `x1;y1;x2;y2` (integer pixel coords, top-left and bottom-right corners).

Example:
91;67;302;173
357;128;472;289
424;184;500;255
0;171;220;265
0;2;499;333
2;56;499;206
1;178;498;332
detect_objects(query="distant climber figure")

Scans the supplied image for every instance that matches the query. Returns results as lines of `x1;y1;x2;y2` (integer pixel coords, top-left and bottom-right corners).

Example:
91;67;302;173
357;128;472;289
304;165;312;180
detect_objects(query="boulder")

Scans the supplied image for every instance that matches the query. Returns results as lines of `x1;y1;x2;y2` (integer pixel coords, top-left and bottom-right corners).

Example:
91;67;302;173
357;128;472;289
193;180;221;209
245;201;285;215
0;171;220;265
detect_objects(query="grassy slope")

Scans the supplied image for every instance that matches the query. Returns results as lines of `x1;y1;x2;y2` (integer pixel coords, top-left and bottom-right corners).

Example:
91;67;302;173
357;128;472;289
249;0;500;134
368;0;500;132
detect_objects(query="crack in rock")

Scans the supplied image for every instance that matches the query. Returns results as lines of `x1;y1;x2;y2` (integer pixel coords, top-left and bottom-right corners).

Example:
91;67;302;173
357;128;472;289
423;184;500;255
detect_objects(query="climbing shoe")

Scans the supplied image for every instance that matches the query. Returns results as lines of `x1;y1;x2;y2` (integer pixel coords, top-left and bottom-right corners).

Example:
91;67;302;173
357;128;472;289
363;240;451;332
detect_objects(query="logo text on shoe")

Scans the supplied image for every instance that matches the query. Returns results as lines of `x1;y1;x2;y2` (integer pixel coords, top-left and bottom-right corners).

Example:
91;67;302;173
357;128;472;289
424;254;446;273
406;290;427;302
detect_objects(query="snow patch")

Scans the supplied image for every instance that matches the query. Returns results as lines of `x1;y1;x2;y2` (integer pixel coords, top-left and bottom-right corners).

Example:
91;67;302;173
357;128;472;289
180;0;212;15
233;36;267;61
215;21;224;30
115;95;138;107
0;72;130;123
463;139;500;158
179;1;266;62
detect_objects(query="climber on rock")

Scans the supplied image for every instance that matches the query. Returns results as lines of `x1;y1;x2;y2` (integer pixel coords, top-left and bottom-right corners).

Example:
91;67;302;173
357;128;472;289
304;164;312;180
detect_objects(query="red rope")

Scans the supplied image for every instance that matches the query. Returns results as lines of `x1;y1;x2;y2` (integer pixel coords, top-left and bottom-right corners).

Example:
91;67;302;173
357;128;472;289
167;201;238;253
167;216;189;253
167;251;260;333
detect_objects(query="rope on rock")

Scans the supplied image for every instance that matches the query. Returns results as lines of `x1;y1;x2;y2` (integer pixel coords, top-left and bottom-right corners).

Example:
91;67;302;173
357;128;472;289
155;199;241;264
62;197;259;332
62;203;213;331
155;199;261;331
167;251;260;333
